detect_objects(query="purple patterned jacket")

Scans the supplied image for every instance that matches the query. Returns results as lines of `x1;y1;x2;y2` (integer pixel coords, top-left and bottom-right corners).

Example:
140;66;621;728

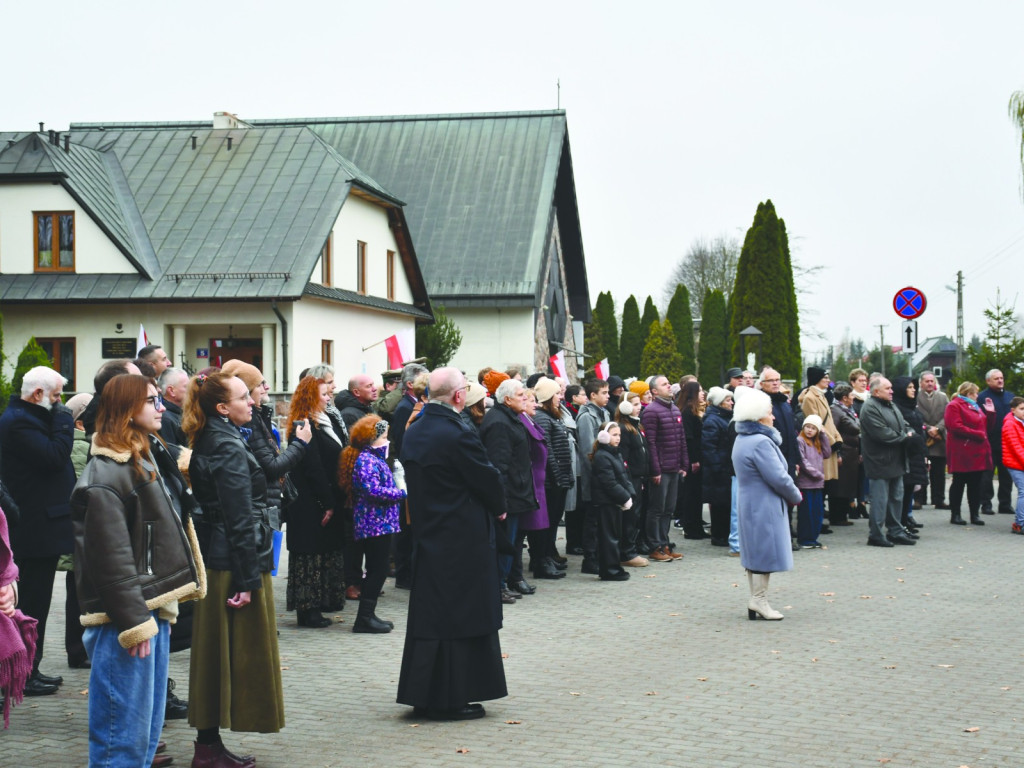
352;445;406;540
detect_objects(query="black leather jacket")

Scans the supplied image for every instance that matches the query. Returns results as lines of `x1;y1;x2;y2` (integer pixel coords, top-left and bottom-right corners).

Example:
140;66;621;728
189;417;272;592
72;443;205;647
246;404;305;508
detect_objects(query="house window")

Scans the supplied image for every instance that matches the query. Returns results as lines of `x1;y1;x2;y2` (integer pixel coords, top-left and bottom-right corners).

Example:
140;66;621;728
386;250;396;301
34;212;75;272
320;233;333;286
356;240;367;295
37;338;76;392
321;339;333;365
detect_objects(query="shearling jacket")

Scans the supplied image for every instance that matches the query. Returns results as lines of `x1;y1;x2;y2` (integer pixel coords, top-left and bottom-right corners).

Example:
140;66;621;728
72;444;206;649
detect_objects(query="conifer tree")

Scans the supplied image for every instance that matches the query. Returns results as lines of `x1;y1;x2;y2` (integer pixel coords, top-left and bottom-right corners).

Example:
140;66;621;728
640;319;685;383
698;289;728;388
416;305;463;369
665;283;695;375
729;200;801;378
11;337;53;396
640;296;660;351
594;291;620;374
582;313;607;381
618;295;643;377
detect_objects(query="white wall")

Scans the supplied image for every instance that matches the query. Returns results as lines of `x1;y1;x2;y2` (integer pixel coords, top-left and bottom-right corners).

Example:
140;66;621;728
290;297;417;383
312;194;414;304
447;307;535;377
0;183;138;273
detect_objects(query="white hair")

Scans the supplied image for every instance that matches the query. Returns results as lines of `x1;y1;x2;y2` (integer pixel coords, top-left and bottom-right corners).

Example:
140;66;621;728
733;388;772;422
985;369;1003;382
495;378;524;404
21;366;65;398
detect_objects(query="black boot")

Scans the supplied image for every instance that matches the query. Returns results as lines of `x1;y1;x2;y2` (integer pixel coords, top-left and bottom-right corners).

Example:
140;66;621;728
533;557;565;580
970;509;985;526
297;609;332;628
165;677;188;720
353;598;392;634
950;510;967;525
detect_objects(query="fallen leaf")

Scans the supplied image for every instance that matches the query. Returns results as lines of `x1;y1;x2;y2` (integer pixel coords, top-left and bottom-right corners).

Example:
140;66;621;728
569;691;581;696
696;678;708;682
885;665;896;669
1001;686;1011;690
895;567;905;571
771;650;781;654
668;613;680;616
938;664;954;668
897;579;905;583
643;574;657;578
410;723;419;727
616;615;623;619
886;596;896;599
811;658;818;662
964;726;980;733
456;747;470;754
646;691;658;695
860;595;872;599
828;639;838;644
819;592;835;596
280;666;289;670
80;689;88;696
879;760;891;764
505;720;522;725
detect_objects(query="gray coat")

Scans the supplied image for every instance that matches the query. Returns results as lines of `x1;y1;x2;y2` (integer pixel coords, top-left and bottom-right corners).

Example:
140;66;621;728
916;389;949;458
859;396;910;480
733;422;802;574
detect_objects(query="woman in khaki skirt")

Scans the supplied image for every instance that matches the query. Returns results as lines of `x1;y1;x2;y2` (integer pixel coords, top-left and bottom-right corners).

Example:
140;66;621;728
183;371;284;767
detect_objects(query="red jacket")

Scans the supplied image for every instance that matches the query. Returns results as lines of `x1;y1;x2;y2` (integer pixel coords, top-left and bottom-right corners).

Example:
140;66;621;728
1002;412;1024;471
944;397;993;473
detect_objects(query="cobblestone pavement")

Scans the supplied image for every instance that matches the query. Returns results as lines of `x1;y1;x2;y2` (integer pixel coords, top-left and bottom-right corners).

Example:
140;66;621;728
6;503;1023;767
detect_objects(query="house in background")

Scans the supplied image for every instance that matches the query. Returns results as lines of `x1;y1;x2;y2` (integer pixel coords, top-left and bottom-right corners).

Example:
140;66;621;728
251;110;591;378
0;113;432;392
911;335;958;386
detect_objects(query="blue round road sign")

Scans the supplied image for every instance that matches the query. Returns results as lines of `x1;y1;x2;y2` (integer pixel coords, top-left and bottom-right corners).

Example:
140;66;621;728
893;287;926;319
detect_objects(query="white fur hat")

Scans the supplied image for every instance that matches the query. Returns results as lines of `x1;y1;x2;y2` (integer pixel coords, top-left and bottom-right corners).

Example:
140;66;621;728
733;388;772;423
802;413;824;431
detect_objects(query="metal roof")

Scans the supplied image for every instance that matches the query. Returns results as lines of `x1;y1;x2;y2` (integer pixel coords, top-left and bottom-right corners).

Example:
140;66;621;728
0;127;428;316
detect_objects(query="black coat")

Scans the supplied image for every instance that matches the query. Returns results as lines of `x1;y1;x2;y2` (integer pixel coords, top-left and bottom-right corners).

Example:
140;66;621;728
533;409;574;489
682;409;703;466
0;397;75;557
284;420;344;554
400;402;505;639
617;418;650;480
334;390;374;429
390;393;417;461
480;404;538;515
893;377;928;486
701;405;734;505
830;402;861;498
189;417;271;592
769;391;800;476
159;400;187;446
590;444;635;506
247;404;305;509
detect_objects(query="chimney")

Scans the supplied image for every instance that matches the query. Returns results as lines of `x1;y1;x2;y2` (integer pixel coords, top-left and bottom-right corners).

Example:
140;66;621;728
226;136;233;151
64;134;70;153
191;135;197;150
39;122;44;133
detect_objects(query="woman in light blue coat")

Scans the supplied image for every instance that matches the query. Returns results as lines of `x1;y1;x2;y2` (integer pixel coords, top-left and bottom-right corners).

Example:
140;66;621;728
732;389;803;620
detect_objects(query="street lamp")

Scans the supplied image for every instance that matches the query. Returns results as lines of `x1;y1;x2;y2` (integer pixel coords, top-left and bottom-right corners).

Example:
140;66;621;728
739;326;763;370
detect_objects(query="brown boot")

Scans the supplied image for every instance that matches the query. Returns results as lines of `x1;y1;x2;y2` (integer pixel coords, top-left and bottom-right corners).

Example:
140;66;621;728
191;740;255;768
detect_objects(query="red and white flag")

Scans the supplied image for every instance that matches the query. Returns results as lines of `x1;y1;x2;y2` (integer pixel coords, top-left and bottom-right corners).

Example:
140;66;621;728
549;350;566;379
384;328;415;370
595;358;609;380
136;324;149;355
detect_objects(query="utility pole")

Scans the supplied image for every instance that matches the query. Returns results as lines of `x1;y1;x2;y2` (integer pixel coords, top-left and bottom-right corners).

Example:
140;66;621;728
876;324;886;376
955;269;964;373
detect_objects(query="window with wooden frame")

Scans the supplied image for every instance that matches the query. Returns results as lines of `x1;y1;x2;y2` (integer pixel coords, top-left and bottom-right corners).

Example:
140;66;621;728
37;337;76;391
356;240;367;295
386;250;396;301
34;212;75;272
320;232;333;286
321;339;333;365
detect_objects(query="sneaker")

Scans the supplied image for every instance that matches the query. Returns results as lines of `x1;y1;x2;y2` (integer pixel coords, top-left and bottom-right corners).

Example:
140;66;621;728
1012;523;1024;535
799;543;816;549
648;549;672;562
621;556;649;567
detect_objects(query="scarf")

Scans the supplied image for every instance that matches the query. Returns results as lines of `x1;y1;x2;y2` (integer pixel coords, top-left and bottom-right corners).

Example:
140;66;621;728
316;411;343;446
0;509;37;728
957;394;979;411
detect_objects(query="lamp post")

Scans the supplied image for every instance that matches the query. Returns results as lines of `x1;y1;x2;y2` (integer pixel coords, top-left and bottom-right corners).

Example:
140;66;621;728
739;326;763;371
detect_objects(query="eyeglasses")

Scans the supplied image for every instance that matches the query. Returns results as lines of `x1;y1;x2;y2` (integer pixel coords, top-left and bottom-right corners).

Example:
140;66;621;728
144;395;164;409
762;378;781;383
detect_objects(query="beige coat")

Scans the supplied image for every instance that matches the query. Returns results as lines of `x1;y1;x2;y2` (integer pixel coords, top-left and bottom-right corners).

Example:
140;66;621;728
916;388;950;458
799;386;842;481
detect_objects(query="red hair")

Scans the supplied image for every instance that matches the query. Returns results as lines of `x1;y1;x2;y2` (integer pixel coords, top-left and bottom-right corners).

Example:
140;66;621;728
288;376;326;424
338;414;384;493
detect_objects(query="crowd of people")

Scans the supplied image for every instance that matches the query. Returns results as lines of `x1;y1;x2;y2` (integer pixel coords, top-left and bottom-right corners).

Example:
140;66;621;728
0;345;1018;764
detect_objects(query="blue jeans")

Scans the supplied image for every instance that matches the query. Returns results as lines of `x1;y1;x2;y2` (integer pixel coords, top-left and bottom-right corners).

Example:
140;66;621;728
84;613;169;768
729;476;740;553
1009;468;1024;527
797;488;824;545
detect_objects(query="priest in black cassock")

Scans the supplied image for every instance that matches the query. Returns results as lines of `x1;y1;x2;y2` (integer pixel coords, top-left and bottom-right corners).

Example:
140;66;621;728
396;366;508;720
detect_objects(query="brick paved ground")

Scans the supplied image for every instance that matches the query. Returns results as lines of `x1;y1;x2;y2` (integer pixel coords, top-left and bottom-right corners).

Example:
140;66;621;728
5;502;1022;767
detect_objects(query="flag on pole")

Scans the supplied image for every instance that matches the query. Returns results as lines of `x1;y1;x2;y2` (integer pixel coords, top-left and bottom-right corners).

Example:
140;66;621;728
549;350;566;379
595;358;609;380
384;328;415;370
136;324;149;355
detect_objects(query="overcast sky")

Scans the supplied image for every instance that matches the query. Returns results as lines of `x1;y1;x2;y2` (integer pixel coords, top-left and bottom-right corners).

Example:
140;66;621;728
5;1;1024;362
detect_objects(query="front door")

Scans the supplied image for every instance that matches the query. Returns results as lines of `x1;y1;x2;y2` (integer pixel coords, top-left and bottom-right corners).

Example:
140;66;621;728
209;337;262;370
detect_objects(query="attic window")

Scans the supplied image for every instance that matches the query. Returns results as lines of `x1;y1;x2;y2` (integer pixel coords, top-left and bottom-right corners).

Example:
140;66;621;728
34;212;75;272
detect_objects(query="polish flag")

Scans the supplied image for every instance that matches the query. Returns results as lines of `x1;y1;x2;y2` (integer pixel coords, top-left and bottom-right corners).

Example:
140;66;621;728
384;328;415;370
549;350;566;379
595;358;609;379
136;324;149;355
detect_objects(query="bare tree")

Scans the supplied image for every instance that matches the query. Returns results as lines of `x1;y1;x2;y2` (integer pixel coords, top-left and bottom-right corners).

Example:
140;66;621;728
663;235;740;315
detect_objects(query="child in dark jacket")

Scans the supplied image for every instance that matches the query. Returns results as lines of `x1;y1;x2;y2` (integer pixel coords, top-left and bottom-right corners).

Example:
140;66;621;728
795;413;832;549
590;422;636;581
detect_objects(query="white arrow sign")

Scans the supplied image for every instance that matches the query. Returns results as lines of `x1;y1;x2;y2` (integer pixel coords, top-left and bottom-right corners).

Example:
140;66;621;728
902;320;918;354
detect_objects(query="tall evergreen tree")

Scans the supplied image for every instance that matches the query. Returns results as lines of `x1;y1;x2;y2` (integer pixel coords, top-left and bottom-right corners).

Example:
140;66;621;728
618;295;643;377
665;283;695;375
11;337;53;396
729;200;801;379
698;289;728;388
640;296;660;351
640;319;685;384
594;291;620;374
582;313;607;381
